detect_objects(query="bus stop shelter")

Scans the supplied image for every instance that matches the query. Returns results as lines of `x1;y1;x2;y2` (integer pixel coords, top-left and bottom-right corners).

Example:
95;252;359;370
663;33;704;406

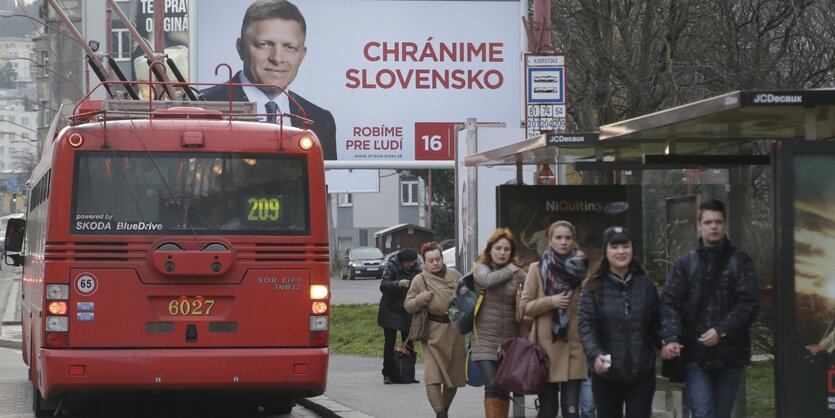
465;89;835;418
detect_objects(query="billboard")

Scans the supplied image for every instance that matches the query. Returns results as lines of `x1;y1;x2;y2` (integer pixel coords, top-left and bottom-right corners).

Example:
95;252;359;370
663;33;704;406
496;185;643;269
114;0;190;99
194;0;523;161
775;141;835;417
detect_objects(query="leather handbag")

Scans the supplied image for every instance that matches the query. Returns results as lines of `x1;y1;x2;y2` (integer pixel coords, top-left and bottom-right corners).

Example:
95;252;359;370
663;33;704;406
408;274;430;342
495;324;549;395
408;307;429;342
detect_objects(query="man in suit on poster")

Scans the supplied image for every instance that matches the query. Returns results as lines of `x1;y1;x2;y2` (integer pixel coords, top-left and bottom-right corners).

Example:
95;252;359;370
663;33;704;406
202;0;337;160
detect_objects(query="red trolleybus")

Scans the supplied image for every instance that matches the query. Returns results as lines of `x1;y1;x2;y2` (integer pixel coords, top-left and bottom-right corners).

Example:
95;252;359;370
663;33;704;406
4;92;331;416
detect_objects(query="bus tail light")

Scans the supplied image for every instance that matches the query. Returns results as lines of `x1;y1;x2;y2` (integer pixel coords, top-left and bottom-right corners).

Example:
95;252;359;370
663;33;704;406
48;301;68;315
310;285;329;300
69;365;86;376
46;316;68;331
46;284;69;300
310;331;328;347
311;301;328;315
46;332;67;348
45;284;70;348
309;316;328;331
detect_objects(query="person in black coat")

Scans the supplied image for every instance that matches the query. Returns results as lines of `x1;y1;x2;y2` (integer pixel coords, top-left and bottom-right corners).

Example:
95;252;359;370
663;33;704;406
378;248;421;384
579;227;661;418
660;199;759;418
200;0;337;160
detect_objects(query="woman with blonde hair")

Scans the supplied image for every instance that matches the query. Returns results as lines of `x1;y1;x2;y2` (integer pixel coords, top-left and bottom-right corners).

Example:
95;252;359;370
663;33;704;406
472;228;527;418
521;220;589;418
404;242;465;418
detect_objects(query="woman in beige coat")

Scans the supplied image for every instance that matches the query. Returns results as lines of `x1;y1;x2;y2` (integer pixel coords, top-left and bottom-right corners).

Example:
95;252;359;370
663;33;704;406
472;228;527;418
404;242;465;418
521;220;589;418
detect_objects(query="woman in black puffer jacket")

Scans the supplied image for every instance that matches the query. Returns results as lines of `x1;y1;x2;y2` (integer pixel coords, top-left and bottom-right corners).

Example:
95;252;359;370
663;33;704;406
378;248;421;384
578;227;661;418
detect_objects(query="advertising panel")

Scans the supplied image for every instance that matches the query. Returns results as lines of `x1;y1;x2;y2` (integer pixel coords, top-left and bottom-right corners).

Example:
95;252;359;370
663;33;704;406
496;185;642;269
775;141;835;417
194;0;523;161
118;0;190;99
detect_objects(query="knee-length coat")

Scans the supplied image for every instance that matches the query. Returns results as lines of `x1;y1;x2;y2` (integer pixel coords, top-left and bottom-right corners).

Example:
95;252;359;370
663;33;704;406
404;268;466;387
521;262;588;383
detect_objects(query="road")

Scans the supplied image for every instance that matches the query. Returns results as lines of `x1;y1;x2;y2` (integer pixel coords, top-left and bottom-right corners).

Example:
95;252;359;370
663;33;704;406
0;267;321;418
329;274;383;305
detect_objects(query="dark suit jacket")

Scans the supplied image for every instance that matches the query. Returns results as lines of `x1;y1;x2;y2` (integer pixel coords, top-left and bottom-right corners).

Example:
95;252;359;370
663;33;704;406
201;72;337;160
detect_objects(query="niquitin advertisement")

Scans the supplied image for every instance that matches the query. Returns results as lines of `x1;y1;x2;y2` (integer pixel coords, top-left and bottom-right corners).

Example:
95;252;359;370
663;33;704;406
495;185;643;269
194;0;523;161
776;141;835;417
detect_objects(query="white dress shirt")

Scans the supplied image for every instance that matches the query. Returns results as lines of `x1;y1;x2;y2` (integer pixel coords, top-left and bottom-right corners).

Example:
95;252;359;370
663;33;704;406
240;72;292;126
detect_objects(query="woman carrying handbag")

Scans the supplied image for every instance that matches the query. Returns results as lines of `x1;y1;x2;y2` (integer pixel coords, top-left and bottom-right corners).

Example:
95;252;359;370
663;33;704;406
404;242;465;418
472;228;527;418
521;220;589;418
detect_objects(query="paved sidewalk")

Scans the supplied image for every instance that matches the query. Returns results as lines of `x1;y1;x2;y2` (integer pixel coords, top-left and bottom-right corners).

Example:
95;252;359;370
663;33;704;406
300;354;687;418
299;355;541;418
0;277;21;350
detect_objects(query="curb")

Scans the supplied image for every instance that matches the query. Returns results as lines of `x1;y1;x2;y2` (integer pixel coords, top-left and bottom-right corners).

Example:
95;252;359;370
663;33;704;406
297;395;373;418
0;337;21;350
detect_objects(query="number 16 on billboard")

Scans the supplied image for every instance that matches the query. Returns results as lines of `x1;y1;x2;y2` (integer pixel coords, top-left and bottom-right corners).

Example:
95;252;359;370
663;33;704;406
414;122;456;161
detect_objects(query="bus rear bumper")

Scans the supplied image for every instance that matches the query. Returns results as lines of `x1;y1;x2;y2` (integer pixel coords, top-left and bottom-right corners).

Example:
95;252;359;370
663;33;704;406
39;347;328;399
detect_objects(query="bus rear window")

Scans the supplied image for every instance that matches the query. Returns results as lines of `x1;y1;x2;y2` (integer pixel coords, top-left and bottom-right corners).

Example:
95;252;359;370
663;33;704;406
71;152;310;235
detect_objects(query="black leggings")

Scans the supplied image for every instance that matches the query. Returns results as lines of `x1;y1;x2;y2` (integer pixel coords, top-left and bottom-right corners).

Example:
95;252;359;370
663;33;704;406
476;360;510;399
537;380;582;418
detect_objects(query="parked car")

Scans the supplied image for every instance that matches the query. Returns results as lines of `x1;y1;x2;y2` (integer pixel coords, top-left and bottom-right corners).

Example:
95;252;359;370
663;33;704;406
341;247;385;280
440;239;455;250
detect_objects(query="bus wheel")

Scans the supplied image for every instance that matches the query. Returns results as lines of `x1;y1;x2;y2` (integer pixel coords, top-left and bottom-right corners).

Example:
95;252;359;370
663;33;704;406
261;398;294;415
31;387;58;418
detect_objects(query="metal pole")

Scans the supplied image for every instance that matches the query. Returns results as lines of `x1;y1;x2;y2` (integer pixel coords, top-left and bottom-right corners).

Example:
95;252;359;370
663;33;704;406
154;0;164;53
466;118;478;271
427;169;433;229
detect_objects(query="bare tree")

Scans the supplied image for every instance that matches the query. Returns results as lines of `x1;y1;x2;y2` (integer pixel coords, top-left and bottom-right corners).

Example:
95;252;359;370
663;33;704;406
550;0;835;130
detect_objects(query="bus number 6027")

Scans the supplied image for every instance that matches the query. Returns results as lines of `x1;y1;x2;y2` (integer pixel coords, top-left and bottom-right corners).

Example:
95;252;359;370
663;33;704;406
168;297;215;316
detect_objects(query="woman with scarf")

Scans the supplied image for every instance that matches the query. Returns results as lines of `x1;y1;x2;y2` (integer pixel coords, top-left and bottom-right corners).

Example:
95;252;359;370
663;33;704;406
472;228;527;418
404;242;465;418
521;220;589;418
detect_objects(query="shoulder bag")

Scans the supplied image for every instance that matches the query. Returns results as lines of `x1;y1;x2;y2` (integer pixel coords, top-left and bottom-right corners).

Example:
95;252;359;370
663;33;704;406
494;319;549;395
407;274;430;342
447;272;485;336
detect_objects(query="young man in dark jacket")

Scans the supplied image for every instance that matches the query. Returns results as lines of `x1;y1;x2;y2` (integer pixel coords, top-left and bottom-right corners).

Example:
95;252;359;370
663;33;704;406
377;248;421;384
660;199;759;418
